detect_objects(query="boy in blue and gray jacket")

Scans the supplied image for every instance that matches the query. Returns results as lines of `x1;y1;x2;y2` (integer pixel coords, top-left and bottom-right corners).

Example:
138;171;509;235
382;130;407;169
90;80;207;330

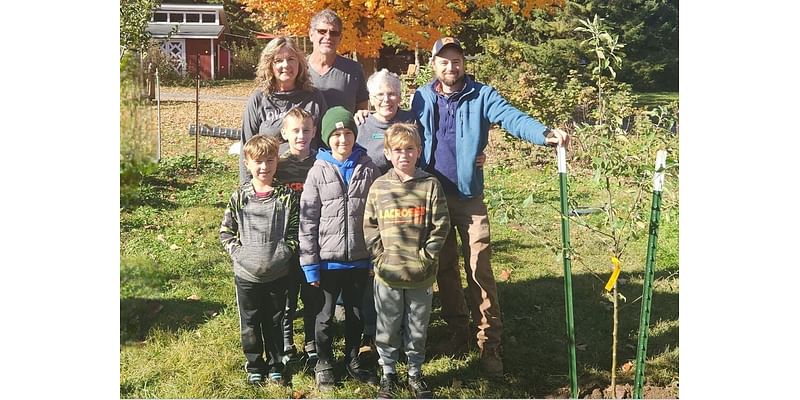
299;106;380;391
220;135;299;386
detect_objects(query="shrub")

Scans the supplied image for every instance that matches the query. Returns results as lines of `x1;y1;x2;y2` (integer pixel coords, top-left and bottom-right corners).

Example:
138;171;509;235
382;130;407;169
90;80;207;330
145;45;195;86
227;42;260;80
121;52;157;204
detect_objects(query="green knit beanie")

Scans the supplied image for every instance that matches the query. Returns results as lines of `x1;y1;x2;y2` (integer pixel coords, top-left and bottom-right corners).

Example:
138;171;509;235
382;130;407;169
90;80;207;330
320;106;358;147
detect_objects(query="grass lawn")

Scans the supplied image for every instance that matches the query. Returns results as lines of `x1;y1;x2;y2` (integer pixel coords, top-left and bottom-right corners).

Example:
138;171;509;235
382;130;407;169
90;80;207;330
634;92;679;109
120;86;679;398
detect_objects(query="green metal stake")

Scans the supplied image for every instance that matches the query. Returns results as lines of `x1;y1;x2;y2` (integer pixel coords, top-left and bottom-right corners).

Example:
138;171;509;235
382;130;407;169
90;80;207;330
633;150;668;398
557;145;579;398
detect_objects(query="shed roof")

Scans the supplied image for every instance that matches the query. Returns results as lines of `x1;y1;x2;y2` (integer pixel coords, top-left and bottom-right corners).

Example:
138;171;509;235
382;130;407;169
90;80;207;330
147;23;225;39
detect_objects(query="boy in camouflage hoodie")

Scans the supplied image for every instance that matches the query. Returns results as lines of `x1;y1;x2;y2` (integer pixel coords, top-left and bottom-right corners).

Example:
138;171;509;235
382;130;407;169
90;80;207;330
363;123;450;399
220;135;299;386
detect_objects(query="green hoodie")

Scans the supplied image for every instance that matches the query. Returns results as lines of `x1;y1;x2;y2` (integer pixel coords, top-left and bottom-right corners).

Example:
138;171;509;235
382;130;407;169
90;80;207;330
363;168;451;289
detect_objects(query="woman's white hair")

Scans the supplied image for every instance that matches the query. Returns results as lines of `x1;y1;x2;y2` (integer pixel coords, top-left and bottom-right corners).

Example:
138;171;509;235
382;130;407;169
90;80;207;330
367;68;401;95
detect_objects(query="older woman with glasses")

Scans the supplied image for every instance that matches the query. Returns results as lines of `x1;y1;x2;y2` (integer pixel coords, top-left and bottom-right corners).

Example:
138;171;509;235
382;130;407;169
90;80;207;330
356;69;417;174
239;36;328;184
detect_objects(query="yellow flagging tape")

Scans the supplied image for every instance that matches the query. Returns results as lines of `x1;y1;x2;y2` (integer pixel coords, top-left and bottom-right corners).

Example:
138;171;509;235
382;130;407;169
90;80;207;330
604;257;622;291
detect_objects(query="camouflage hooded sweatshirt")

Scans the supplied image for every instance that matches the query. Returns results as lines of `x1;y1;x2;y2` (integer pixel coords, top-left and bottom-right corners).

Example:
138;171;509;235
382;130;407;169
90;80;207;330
219;181;299;283
363;168;451;289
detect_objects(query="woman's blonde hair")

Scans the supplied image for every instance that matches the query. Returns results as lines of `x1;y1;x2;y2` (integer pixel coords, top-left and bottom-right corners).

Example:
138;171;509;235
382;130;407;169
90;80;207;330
255;37;312;94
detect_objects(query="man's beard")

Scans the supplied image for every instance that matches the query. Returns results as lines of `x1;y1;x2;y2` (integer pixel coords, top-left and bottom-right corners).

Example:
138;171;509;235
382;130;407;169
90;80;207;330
441;73;464;88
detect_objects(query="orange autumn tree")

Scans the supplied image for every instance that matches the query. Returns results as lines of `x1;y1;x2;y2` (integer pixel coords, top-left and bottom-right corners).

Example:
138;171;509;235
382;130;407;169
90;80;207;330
241;0;562;57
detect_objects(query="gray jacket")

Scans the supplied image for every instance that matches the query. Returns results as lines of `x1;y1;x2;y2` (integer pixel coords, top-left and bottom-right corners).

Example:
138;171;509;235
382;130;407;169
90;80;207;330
220;182;299;283
299;150;379;269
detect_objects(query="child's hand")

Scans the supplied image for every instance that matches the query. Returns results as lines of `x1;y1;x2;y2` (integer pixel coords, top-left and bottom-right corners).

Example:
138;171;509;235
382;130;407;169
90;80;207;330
310;281;320;287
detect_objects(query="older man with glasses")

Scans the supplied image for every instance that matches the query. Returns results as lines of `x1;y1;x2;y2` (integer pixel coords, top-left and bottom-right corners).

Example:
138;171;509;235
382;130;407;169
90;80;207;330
307;9;369;115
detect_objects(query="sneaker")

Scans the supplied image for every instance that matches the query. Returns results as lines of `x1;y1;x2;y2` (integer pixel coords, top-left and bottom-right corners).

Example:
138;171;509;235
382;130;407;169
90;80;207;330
305;351;319;368
282;345;299;365
479;346;504;379
303;343;318;368
346;362;379;386
378;373;399;399
268;371;284;385
408;373;433;398
246;372;264;385
315;368;336;391
431;328;469;357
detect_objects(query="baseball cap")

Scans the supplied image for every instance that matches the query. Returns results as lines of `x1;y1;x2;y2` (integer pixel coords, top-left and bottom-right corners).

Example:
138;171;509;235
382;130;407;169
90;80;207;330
431;37;464;58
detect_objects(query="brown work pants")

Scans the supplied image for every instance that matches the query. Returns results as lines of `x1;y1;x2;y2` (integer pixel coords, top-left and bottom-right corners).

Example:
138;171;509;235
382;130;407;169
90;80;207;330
436;194;502;350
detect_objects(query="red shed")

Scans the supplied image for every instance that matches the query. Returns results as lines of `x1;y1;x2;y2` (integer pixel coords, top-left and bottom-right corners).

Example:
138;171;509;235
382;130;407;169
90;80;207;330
147;3;231;80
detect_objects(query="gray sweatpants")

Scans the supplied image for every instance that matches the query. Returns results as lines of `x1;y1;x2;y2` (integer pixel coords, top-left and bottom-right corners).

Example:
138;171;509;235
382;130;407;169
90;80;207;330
374;279;433;376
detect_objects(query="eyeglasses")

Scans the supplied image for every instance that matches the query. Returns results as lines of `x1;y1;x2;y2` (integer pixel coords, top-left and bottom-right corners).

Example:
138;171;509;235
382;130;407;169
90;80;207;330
371;92;399;100
315;28;341;37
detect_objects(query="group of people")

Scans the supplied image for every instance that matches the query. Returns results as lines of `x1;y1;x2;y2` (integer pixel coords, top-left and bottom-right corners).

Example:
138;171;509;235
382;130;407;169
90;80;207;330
220;8;569;398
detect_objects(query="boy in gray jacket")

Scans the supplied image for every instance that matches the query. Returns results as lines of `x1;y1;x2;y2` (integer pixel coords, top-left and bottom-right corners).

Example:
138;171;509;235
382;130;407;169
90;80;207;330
300;106;380;390
220;135;299;386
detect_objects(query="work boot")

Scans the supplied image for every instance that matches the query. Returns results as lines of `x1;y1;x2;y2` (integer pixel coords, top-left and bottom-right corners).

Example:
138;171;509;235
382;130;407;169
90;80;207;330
479;346;504;379
347;361;379;386
431;327;469;357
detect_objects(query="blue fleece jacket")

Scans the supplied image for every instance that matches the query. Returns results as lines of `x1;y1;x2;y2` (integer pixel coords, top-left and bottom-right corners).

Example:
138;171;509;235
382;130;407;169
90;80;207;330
411;75;550;198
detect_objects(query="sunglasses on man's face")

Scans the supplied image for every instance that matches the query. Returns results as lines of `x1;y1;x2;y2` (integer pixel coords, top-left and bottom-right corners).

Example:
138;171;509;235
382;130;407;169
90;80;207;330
315;28;341;38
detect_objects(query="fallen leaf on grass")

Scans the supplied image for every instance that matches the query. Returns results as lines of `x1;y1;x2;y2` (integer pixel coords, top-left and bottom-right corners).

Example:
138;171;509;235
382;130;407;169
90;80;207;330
157;234;166;242
187;294;201;301
621;361;634;373
499;269;512;282
170;244;181;250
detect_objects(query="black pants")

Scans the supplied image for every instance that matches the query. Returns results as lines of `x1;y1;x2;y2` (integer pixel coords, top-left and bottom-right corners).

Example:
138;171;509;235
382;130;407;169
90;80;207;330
283;258;324;352
315;268;370;372
235;274;288;373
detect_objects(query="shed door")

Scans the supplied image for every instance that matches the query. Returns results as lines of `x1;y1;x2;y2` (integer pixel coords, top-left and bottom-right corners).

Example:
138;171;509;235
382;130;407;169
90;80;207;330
160;39;187;75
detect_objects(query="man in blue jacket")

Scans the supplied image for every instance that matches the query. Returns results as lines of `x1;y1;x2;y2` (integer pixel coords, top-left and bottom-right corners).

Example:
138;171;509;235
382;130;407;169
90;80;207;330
411;37;569;378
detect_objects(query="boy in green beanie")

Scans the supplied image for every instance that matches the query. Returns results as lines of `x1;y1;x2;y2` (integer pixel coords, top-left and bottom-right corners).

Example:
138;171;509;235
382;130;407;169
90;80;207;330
299;106;381;390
